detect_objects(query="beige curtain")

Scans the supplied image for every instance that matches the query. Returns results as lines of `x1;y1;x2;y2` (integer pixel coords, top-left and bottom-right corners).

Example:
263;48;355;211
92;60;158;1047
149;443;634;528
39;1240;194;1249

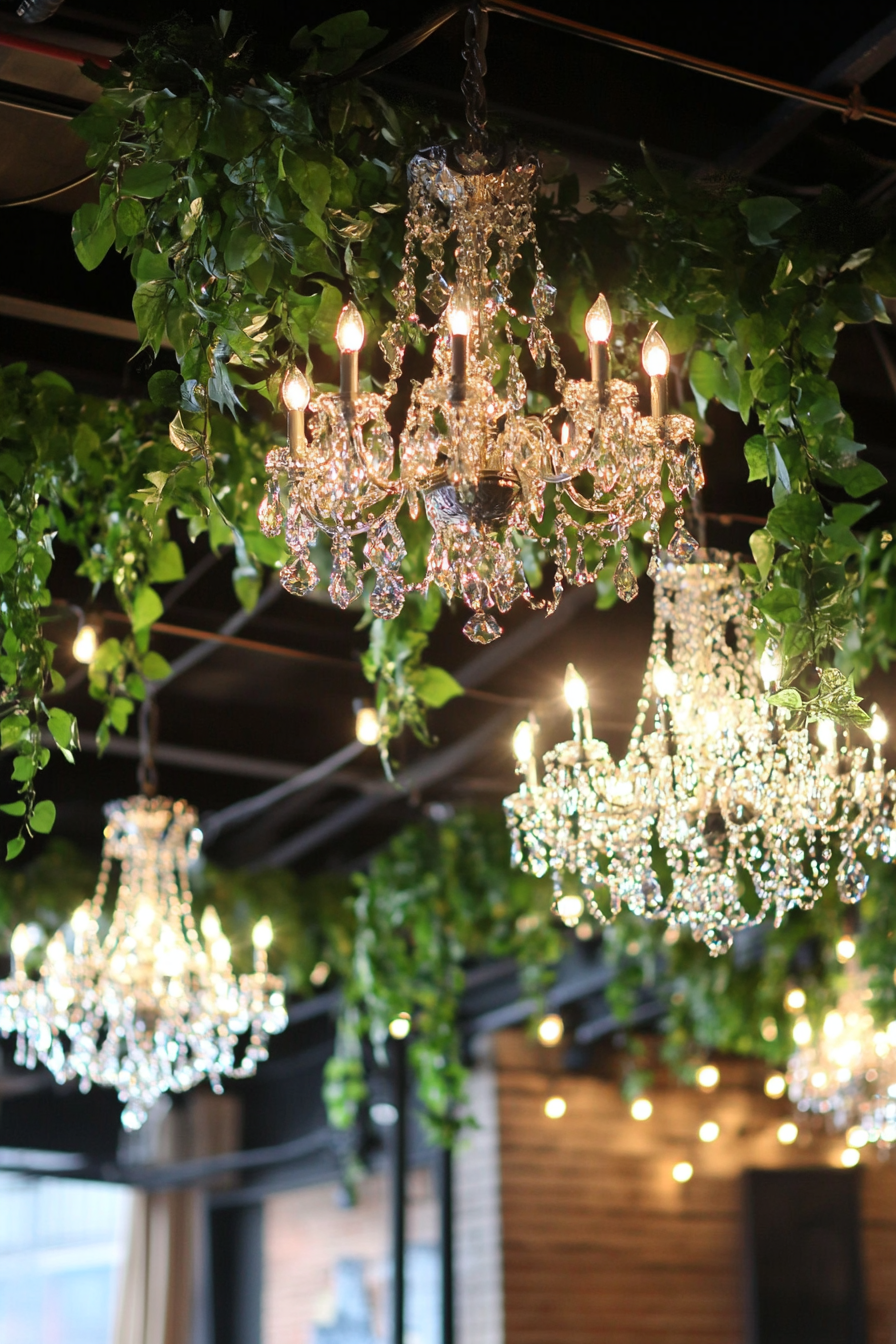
114;1188;199;1344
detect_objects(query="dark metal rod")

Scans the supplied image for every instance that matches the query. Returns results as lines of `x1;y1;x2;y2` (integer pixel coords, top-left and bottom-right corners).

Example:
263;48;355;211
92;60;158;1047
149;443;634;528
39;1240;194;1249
441;1146;455;1344
393;1037;408;1344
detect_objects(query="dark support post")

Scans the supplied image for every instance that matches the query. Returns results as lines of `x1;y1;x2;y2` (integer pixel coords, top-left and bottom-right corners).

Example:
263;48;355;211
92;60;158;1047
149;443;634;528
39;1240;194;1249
392;1036;407;1344
440;1145;455;1344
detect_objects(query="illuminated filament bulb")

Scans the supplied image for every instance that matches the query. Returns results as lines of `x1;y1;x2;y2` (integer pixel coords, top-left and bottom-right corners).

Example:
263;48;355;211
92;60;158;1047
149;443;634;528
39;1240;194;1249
513;720;534;765
446;284;475;337
641;325;670;377
335;301;365;353
252;917;273;950
72;623;98;664
868;705;888;745
759;642;782;689
585;293;612;344
9;924;31;967
201;906;222;943
281;366;311;411
817;718;838;753
355;707;380;746
653;658;677;699
564;664;592;742
554;894;585;927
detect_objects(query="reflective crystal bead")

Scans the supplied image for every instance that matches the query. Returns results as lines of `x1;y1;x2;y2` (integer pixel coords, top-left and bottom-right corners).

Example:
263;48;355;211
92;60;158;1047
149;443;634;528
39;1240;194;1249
329;558;362;609
463;611;502;643
422;270;450;312
370;572;405;619
837;856;869;904
614;547;638;602
667;523;699;560
257;481;282;538
531;275;557;318
280;555;319;596
686;448;705;497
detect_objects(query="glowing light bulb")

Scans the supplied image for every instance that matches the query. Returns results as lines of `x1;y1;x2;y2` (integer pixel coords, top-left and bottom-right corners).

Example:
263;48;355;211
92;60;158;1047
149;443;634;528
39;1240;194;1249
785;988;806;1013
823;1011;844;1039
811;1070;828;1088
355;707;380;746
544;1096;567;1119
653;658;677;698
846;1126;868;1148
389;1013;411;1040
793;1017;812;1046
252;916;273;950
817;718;837;753
335;301;365;353
777;1121;799;1145
764;1073;787;1098
564;664;589;712
868;706;888;745
631;1097;653;1120
836;936;856;963
10;924;30;961
841;1147;860;1167
554;894;585;927
446;285;475;337
537;1013;564;1046
72;624;98;664
211;935;231;965
585;294;612;344
70;907;91;936
699;1121;720;1143
672;1162;693;1183
310;960;330;987
560;420;571;446
281;366;310;411
759;642;782;689
513;721;534;765
201;906;222;942
760;1018;779;1042
696;1064;720;1091
641;326;670;377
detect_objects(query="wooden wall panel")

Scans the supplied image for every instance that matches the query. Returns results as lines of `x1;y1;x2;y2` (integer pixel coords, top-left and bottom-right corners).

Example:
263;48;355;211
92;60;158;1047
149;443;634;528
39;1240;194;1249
495;1032;896;1344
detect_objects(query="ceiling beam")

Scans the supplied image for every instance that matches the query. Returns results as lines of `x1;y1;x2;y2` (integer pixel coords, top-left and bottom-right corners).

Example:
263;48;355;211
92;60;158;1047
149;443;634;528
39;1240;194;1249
717;10;896;175
0;293;172;347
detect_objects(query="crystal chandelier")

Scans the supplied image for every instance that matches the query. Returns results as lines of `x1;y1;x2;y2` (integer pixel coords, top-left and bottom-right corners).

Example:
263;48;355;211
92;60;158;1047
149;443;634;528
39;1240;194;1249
259;10;703;642
787;962;896;1150
0;795;288;1130
504;551;896;953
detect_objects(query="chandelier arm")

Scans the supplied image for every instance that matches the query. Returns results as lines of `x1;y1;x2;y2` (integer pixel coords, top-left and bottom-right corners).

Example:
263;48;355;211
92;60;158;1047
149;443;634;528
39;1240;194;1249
137;696;159;798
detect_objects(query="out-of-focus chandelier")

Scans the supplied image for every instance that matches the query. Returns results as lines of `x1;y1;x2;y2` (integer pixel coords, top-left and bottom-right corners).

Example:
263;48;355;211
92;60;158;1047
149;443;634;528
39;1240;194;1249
259;8;702;642
0;795;287;1130
504;551;896;953
787;963;896;1150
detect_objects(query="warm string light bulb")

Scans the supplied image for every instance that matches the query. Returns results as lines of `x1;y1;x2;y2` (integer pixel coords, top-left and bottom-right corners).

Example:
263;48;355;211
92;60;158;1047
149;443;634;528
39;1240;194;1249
777;1121;799;1145
672;1161;693;1183
699;1121;720;1143
785;988;807;1013
553;894;585;927
630;1097;653;1120
355;706;381;746
389;1012;411;1040
696;1064;720;1091
537;1013;564;1046
544;1095;567;1119
869;706;889;745
836;936;857;963
764;1073;787;1098
564;664;592;742
652;657;677;699
72;624;98;664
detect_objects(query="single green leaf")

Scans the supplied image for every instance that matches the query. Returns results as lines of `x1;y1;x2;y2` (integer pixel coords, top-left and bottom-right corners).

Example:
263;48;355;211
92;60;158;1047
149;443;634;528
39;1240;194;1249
6;837;25;862
413;666;465;709
30;800;56;834
121;161;175;199
0;802;26;816
767;689;803;710
72;202;115;271
148;540;185;583
116;196;147;237
47;707;78;754
130;585;164;632
749;527;775;582
739;196;800;247
766;493;824;545
141;650;172;682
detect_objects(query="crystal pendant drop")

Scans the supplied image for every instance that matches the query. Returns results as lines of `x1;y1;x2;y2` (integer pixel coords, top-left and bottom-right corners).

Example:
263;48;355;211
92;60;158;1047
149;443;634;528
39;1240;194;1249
614;547;638;602
667;523;699;561
280;555;319;596
463;611;503;644
257;481;282;537
837;856;869;904
370;572;405;619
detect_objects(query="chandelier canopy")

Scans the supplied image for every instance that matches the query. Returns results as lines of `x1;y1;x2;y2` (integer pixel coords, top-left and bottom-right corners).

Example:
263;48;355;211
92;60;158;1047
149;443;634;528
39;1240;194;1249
0;795;288;1130
259;14;703;641
504;552;896;953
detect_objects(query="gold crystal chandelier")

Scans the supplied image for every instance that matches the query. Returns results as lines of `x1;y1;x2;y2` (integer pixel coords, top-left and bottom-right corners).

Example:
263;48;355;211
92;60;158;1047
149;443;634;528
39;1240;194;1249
504;551;896;953
259;8;702;642
0;795;288;1130
787;961;896;1151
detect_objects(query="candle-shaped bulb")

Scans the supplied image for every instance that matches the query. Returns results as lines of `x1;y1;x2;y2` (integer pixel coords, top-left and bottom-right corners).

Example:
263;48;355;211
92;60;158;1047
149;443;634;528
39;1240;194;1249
513;720;534;765
585;294;612;344
72;624;98;665
653;658;677;698
281;366;310;411
641;325;670;377
252;916;274;950
869;705;889;744
335;301;365;353
759;642;782;689
10;924;30;962
447;285;475;337
564;664;589;712
201;905;222;942
817;718;837;753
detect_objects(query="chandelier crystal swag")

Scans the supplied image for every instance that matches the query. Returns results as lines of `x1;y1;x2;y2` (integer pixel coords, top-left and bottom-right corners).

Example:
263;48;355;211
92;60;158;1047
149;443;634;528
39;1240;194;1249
0;795;288;1130
259;7;703;642
504;552;896;954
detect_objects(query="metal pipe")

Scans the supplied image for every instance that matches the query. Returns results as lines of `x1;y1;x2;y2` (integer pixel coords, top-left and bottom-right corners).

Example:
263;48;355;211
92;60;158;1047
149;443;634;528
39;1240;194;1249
0;30;111;67
392;1037;408;1344
441;1147;455;1344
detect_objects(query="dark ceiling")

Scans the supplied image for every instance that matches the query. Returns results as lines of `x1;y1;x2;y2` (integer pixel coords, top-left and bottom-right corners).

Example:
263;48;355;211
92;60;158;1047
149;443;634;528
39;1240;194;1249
0;0;894;883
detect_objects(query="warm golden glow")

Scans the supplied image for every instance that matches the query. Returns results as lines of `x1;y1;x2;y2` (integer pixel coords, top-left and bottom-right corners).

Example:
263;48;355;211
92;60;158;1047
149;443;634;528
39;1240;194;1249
793;1017;813;1046
785;987;807;1013
759;642;782;688
817;718;838;753
841;1147;860;1167
764;1073;787;1098
537;1013;564;1046
641;325;670;377
696;1064;720;1091
869;706;889;745
513;720;535;765
564;663;589;712
777;1121;799;1145
554;894;585;927
72;624;98;664
584;293;612;344
335;301;365;353
446;285;475;337
544;1095;567;1119
836;936;856;963
355;707;381;746
760;1017;779;1042
652;657;677;698
310;961;330;986
672;1162;693;1183
252;916;274;950
631;1097;653;1121
823;1011;844;1039
699;1121;720;1143
281;365;311;411
9;924;31;961
846;1125;868;1148
389;1013;411;1040
201;906;222;942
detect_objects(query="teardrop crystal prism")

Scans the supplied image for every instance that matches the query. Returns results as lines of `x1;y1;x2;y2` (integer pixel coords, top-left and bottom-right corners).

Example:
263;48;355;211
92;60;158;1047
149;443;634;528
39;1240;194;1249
280;556;319;597
667;524;699;561
463;612;502;644
614;547;638;602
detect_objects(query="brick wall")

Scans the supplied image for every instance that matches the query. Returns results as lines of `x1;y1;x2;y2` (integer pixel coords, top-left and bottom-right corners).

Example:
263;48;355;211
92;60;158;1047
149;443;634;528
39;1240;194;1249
494;1031;896;1344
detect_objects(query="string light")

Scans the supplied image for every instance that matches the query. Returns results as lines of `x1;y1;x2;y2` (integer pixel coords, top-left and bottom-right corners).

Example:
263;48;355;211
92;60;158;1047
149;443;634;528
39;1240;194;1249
544;1096;567;1118
672;1161;693;1183
537;1013;564;1046
389;1013;412;1040
764;1074;787;1099
841;1147;860;1167
699;1121;720;1142
631;1097;653;1120
836;936;857;963
0;796;287;1130
72;623;98;664
355;706;381;746
696;1065;720;1091
785;988;807;1013
777;1122;799;1145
